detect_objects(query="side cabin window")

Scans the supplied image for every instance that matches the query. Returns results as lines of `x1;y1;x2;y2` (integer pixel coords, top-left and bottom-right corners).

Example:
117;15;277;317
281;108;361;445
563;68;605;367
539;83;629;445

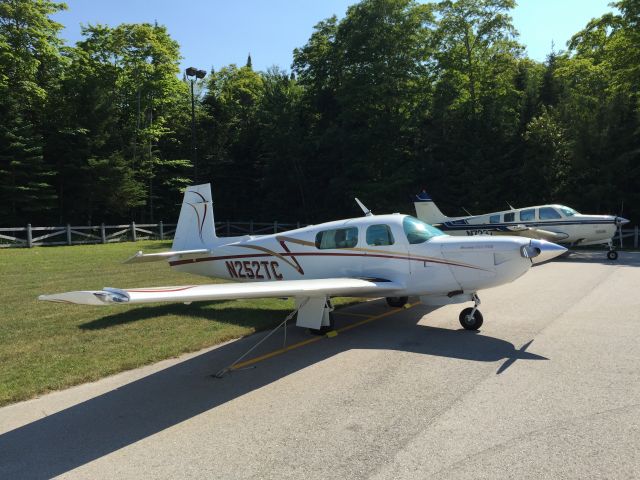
403;216;444;244
315;227;358;249
519;209;535;221
539;207;561;220
559;206;578;217
366;224;395;246
504;212;515;222
489;214;500;224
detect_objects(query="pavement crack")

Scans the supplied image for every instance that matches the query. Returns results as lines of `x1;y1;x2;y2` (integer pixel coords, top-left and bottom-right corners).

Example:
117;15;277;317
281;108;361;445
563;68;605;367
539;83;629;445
429;402;640;478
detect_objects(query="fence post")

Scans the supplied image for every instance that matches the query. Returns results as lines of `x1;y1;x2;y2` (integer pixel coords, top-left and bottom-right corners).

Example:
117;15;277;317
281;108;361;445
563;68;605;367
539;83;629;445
26;224;33;248
66;224;72;245
297;221;300;229
273;221;278;233
100;223;106;244
159;221;164;240
131;221;137;242
635;226;638;249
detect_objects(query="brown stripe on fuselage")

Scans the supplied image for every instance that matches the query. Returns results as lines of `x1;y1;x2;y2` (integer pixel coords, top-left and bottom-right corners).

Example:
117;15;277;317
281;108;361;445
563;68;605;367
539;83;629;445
169;251;488;271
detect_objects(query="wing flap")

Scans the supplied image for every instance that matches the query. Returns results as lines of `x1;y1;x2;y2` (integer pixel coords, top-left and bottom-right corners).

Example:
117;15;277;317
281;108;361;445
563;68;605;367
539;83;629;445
39;278;404;306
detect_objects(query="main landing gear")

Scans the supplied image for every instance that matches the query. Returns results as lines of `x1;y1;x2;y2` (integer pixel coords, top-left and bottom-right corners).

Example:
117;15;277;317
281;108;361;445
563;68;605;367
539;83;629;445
459;293;483;331
386;296;409;308
308;298;336;335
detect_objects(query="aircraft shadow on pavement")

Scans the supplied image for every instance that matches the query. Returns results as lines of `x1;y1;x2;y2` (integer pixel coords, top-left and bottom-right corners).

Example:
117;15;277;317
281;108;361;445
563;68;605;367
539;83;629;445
0;302;546;480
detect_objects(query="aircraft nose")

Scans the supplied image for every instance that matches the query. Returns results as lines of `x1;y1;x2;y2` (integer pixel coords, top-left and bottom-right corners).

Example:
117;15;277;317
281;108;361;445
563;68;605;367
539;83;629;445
521;239;567;264
616;216;630;226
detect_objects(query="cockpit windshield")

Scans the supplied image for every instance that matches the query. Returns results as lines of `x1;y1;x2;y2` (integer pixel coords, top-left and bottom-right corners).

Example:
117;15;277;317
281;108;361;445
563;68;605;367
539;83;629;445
403;216;445;244
559;206;578;217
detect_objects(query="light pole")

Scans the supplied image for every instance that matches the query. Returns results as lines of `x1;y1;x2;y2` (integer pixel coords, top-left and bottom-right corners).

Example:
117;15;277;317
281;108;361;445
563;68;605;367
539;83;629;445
186;67;206;182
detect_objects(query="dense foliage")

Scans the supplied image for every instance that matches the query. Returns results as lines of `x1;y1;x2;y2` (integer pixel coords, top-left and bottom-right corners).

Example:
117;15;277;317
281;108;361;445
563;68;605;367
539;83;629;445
1;0;638;226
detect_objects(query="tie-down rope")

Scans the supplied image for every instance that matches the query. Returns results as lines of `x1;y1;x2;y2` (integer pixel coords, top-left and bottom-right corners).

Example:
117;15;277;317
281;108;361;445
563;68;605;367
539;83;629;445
213;298;309;378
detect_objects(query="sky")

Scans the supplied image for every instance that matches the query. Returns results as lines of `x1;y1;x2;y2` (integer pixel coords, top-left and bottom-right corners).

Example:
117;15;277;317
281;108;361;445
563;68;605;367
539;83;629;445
51;0;616;73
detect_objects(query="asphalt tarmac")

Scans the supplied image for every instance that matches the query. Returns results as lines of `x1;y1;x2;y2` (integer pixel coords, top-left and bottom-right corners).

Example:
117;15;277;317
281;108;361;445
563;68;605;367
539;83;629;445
1;251;639;479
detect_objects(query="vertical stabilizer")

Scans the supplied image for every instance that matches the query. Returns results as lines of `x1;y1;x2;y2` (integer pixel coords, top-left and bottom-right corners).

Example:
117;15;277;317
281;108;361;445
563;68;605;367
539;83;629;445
172;184;217;250
413;191;450;224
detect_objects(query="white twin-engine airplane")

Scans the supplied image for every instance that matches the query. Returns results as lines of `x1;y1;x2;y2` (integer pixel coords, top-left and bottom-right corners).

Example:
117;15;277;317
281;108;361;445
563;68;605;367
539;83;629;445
40;184;567;332
413;191;630;260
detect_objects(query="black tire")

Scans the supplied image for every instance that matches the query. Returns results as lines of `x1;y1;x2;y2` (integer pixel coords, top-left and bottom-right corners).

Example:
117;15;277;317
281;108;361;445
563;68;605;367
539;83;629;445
607;250;618;260
308;313;335;335
459;307;483;330
386;296;408;308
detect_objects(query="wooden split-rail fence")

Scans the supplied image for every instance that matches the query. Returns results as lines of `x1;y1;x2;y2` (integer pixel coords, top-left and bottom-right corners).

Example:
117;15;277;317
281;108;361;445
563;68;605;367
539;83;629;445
0;222;637;249
0;221;305;248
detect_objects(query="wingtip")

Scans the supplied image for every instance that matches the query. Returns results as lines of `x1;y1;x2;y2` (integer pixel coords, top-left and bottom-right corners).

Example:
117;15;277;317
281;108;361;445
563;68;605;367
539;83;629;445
123;251;144;264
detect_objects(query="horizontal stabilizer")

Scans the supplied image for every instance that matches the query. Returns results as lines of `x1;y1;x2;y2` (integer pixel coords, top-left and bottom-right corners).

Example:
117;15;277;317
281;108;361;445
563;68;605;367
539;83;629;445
38;278;404;306
123;249;210;264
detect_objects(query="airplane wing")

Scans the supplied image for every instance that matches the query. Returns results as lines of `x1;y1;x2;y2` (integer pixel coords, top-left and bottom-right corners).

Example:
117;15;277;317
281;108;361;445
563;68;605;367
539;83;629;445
502;225;567;242
525;228;568;242
38;278;404;306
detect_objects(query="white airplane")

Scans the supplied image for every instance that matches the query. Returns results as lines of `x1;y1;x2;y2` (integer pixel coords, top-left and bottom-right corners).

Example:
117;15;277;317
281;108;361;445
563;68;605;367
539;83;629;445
413;191;630;260
40;184;566;332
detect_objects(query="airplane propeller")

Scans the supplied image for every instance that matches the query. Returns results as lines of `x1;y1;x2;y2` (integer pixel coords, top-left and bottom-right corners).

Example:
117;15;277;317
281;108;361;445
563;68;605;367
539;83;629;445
616;200;626;248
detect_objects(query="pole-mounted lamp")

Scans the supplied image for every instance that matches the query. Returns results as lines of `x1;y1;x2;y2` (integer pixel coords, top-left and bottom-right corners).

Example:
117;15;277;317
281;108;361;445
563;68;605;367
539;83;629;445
186;67;207;182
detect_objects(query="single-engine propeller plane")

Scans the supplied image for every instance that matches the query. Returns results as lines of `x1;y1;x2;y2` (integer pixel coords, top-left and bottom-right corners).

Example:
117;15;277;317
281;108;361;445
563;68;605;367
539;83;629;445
40;184;566;332
413;191;630;260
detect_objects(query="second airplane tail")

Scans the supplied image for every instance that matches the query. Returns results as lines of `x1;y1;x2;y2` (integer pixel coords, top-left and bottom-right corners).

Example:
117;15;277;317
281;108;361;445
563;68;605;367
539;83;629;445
413;191;450;224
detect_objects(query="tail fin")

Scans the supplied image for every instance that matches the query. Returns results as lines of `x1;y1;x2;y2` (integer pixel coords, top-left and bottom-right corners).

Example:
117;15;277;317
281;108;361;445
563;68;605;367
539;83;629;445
172;184;217;250
413;191;450;224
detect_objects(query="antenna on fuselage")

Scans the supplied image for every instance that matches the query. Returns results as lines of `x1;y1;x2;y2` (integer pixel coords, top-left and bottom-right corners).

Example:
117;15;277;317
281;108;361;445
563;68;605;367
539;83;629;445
506;202;515;210
355;198;373;216
462;207;473;216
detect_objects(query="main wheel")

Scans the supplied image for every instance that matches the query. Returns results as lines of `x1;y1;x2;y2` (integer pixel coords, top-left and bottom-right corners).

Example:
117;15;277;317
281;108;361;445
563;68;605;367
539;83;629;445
459;307;483;330
308;313;335;336
607;250;618;260
386;296;408;308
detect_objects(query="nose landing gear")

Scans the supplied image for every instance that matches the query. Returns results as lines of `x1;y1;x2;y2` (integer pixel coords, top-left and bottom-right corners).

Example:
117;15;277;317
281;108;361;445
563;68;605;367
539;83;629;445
459;293;483;330
607;241;618;260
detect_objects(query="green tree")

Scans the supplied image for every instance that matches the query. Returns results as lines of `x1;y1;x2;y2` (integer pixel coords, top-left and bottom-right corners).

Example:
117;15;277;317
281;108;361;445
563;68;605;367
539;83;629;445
428;0;523;210
46;22;191;223
293;0;436;218
0;0;65;224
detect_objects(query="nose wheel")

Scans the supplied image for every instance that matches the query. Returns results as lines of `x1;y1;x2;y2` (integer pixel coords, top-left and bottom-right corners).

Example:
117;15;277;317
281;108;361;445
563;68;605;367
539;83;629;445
459;294;483;330
607;250;618;260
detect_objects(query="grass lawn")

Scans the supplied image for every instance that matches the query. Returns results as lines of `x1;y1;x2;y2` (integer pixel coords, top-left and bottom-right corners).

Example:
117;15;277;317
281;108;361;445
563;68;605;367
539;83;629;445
0;240;355;406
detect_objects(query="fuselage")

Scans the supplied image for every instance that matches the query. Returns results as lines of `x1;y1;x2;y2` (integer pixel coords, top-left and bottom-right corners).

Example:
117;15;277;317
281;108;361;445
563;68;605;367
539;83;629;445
422;204;624;246
169;214;549;299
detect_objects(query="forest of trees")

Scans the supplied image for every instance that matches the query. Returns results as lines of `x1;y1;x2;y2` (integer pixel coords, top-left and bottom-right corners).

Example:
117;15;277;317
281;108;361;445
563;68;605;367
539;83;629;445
1;0;638;227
